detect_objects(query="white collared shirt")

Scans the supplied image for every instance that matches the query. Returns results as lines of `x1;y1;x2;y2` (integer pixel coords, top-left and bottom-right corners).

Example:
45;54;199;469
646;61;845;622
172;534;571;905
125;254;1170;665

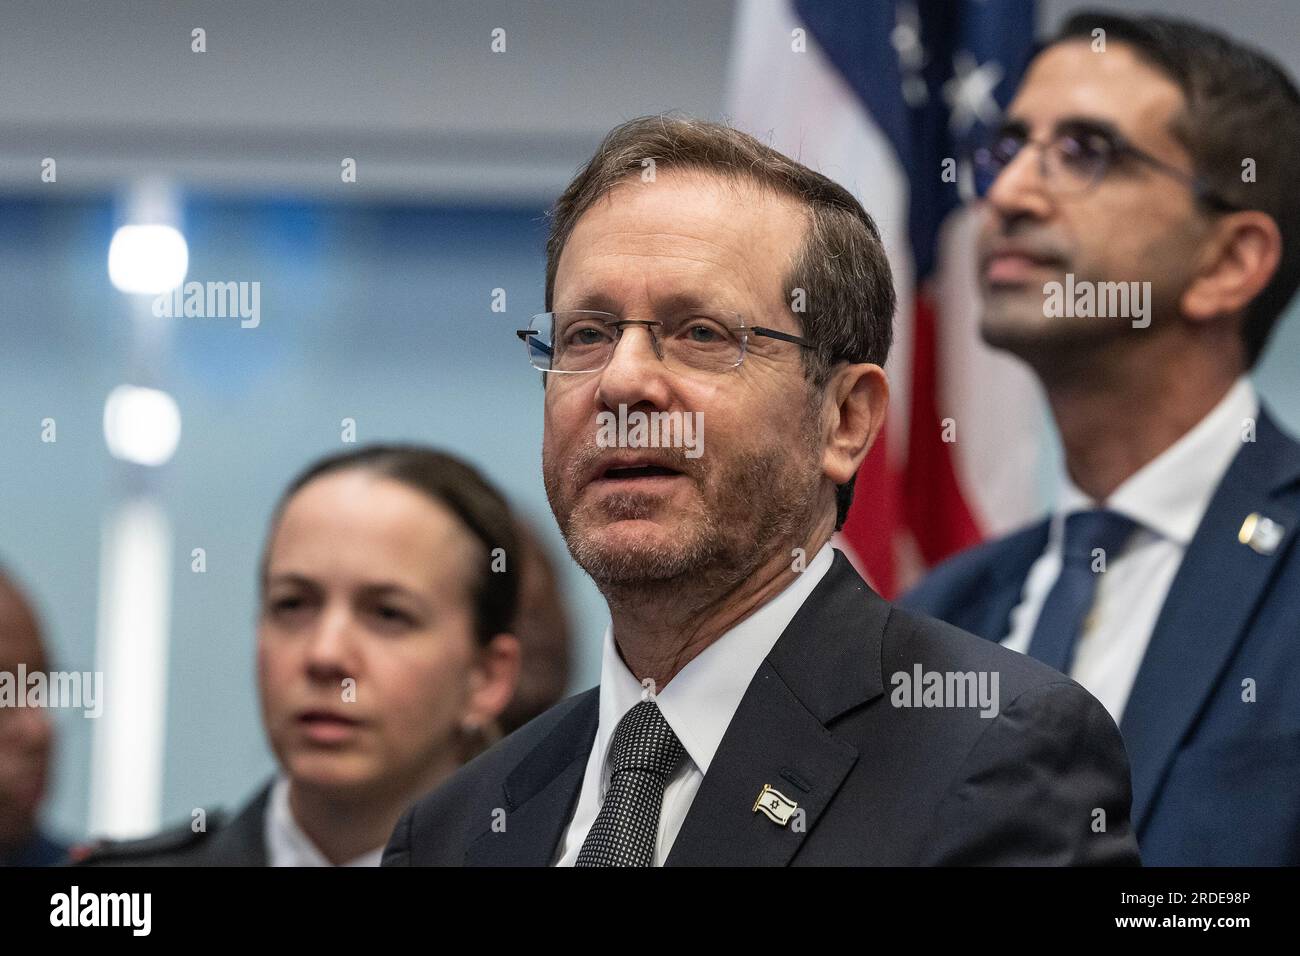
553;542;835;866
264;776;384;867
1003;377;1258;723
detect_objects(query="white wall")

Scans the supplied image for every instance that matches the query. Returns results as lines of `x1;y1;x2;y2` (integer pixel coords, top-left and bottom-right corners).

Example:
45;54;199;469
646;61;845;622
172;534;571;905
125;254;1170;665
0;0;736;203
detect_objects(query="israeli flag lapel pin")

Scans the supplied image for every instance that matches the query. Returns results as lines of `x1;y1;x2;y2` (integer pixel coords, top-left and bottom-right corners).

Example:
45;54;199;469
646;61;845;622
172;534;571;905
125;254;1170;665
753;784;798;826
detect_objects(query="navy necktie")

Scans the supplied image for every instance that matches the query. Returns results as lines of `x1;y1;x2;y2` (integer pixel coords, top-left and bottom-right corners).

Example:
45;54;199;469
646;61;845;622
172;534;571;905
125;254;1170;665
1026;509;1137;675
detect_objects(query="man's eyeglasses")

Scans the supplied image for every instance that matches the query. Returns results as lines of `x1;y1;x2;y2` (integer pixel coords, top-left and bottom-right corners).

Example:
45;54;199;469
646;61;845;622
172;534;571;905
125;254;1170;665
516;310;815;376
970;120;1242;212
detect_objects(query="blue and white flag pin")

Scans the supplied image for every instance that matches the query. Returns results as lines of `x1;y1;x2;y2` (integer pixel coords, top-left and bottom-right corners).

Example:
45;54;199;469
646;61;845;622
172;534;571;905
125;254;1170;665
1238;513;1285;555
753;784;798;826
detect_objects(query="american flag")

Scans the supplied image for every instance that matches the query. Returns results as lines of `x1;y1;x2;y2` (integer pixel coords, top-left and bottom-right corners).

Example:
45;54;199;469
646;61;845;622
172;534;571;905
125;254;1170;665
728;0;1050;597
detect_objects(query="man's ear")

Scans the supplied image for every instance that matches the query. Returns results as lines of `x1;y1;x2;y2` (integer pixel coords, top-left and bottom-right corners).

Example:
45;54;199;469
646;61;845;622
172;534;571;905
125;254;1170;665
822;363;889;486
1182;210;1282;323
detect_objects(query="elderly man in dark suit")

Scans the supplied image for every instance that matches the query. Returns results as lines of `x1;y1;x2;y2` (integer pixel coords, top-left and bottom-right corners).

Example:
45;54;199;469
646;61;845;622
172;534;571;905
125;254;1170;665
384;114;1140;867
903;12;1300;866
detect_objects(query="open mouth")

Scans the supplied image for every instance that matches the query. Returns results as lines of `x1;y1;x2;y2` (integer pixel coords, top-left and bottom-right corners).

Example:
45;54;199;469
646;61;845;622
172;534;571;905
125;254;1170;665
600;464;682;480
299;711;359;725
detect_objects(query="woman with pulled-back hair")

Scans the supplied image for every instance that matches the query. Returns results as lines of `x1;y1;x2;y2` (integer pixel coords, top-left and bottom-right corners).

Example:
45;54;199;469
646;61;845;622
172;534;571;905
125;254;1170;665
77;444;523;866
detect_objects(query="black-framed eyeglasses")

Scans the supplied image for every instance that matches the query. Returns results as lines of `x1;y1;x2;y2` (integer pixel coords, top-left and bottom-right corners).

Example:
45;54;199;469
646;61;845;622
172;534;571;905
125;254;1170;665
515;310;815;376
970;119;1243;212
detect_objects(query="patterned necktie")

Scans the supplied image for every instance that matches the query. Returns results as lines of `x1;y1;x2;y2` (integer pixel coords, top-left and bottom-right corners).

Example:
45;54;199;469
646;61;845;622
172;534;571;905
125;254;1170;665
575;699;686;867
1026;508;1137;675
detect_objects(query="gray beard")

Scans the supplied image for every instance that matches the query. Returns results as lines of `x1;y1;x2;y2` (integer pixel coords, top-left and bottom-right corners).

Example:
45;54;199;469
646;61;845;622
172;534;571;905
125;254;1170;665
545;419;823;613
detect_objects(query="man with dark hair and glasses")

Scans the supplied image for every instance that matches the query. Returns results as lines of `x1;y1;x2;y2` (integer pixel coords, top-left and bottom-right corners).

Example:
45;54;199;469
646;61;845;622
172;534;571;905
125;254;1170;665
905;12;1300;865
385;114;1140;866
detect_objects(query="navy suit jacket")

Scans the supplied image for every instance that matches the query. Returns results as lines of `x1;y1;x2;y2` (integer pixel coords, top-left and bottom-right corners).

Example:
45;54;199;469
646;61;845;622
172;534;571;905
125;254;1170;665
903;406;1300;866
385;550;1140;866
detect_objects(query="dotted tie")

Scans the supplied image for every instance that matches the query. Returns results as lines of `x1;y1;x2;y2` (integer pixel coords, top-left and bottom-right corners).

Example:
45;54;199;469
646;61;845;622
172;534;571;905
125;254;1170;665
575;700;686;867
1026;508;1137;675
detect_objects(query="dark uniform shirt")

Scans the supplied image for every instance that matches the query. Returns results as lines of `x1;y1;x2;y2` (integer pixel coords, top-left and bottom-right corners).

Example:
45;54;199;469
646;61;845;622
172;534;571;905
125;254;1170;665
71;783;271;867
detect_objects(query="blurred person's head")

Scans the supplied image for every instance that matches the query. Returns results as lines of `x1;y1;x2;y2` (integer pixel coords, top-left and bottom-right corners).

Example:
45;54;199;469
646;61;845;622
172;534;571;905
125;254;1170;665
0;566;54;854
976;11;1299;378
257;445;522;809
498;519;572;735
539;116;893;610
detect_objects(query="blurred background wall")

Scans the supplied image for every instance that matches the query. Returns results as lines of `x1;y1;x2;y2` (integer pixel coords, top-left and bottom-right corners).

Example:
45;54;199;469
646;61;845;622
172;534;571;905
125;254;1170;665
0;0;1295;842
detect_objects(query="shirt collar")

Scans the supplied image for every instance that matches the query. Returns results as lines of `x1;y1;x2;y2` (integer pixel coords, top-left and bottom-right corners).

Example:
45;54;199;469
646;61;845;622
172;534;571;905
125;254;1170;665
1052;376;1258;546
592;542;835;785
264;775;384;867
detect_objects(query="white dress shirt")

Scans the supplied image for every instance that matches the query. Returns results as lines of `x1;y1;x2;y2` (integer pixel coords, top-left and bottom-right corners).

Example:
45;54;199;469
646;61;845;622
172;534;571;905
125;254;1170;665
1003;377;1258;724
553;542;835;866
264;775;384;867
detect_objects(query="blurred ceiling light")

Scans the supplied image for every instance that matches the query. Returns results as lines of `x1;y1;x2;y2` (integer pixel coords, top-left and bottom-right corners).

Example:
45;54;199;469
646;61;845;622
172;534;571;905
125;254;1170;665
103;385;182;466
107;224;189;295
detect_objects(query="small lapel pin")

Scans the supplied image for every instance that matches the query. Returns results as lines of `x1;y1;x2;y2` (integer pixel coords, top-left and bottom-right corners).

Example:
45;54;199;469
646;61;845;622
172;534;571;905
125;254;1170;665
752;784;798;826
1238;512;1285;555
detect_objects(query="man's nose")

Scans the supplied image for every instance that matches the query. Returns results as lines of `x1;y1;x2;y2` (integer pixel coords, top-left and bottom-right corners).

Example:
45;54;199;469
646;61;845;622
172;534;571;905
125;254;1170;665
595;324;674;411
986;143;1055;222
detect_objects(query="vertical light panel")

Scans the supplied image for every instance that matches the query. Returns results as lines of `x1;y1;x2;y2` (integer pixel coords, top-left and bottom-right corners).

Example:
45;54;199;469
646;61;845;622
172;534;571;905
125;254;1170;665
89;496;173;838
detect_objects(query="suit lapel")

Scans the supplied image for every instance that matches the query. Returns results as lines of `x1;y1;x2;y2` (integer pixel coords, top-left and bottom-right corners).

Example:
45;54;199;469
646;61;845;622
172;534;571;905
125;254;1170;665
665;550;888;865
973;521;1049;641
465;689;599;865
1122;409;1300;830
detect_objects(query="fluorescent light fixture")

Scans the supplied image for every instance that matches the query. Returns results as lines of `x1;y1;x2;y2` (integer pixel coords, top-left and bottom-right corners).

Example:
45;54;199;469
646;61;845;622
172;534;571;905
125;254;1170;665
89;497;172;838
107;224;189;295
103;385;182;467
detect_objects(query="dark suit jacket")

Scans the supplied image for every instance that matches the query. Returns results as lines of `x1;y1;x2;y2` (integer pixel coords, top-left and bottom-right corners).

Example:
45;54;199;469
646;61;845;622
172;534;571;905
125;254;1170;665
384;550;1140;866
903;407;1300;866
2;829;68;866
74;783;270;866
